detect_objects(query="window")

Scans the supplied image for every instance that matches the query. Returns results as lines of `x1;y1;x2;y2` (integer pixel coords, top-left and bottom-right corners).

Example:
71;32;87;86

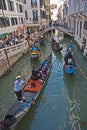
84;21;87;30
19;4;23;12
21;0;26;4
21;18;23;24
40;0;45;6
31;0;37;6
11;18;18;25
79;21;82;37
40;10;46;18
25;11;28;20
0;17;10;28
77;21;79;35
19;18;21;24
32;9;38;21
0;0;7;10
5;18;10;26
8;0;14;11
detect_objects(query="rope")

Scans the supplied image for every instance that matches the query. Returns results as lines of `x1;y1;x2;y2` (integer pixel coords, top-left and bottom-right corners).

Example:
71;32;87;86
75;58;87;80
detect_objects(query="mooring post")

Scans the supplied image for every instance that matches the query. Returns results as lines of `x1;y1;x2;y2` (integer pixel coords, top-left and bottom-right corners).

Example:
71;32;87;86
4;49;11;71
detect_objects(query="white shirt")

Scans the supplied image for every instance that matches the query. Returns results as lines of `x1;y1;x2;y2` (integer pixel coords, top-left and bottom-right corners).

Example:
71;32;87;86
14;79;24;92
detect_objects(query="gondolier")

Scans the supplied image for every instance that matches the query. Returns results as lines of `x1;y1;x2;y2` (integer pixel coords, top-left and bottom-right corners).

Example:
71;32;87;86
14;75;26;102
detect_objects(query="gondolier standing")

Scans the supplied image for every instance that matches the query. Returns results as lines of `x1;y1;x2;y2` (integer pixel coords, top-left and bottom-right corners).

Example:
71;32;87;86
14;75;26;102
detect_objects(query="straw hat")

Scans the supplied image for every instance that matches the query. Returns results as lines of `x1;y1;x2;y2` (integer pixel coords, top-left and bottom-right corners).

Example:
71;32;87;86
16;75;21;80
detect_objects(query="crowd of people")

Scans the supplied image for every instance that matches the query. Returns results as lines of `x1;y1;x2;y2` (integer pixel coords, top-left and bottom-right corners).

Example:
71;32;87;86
0;32;27;49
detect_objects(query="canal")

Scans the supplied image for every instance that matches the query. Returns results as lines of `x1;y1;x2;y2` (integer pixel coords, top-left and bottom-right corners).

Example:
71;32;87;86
0;30;87;130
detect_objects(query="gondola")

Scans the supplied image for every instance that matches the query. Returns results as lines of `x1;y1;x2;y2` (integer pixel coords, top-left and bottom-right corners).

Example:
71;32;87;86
63;51;76;74
1;53;52;130
64;62;76;74
30;45;40;59
51;37;63;51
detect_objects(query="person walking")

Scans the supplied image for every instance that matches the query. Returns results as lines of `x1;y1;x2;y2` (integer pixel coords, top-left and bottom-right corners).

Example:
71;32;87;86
13;75;26;102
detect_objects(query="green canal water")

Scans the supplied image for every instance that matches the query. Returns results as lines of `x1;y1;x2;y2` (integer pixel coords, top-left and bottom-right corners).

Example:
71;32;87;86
0;30;87;130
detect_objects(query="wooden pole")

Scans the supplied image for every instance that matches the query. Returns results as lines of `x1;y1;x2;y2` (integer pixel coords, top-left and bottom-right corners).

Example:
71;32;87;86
4;49;11;71
26;37;31;53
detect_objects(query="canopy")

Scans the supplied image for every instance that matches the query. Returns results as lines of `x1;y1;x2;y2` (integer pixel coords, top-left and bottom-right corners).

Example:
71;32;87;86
0;32;9;39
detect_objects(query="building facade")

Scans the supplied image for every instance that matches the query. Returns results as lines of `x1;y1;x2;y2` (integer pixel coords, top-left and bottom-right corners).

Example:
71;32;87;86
63;0;68;28
0;0;51;38
0;0;26;36
25;0;48;34
67;0;87;51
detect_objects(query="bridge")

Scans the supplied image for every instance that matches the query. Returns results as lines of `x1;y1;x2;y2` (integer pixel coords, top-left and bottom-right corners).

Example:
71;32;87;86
41;25;74;38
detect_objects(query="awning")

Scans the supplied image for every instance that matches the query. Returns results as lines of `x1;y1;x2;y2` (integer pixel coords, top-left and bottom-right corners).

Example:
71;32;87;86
0;32;9;39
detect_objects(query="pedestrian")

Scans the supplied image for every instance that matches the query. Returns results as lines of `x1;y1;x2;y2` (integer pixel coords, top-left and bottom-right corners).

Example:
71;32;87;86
13;75;26;102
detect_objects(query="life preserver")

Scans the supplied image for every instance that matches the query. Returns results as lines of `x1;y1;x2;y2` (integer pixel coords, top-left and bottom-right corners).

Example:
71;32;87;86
24;79;42;92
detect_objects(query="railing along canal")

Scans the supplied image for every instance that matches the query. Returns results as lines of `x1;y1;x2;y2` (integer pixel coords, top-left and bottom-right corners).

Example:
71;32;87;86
40;25;74;38
0;40;29;77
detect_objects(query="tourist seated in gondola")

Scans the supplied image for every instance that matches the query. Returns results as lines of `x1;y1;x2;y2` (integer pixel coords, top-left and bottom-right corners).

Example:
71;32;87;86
41;58;49;69
64;49;75;68
64;56;75;69
68;47;74;56
67;51;72;59
37;70;43;83
31;67;38;80
68;58;75;66
37;64;48;82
